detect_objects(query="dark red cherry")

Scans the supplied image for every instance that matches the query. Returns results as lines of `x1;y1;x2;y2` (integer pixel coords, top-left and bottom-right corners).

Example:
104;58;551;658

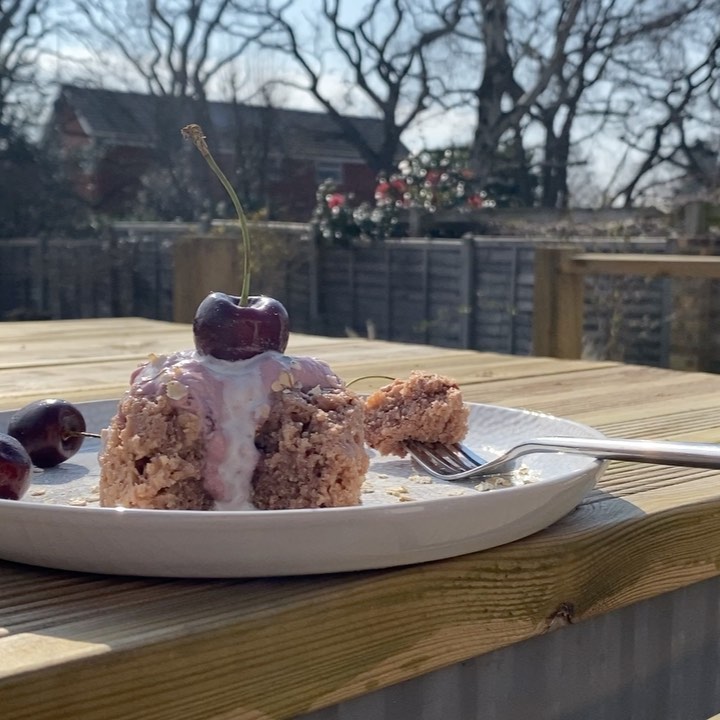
8;399;87;468
193;292;290;361
0;433;32;500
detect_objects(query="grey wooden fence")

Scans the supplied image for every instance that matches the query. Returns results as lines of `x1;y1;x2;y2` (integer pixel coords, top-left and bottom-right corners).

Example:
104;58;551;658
314;236;670;366
0;232;175;321
0;224;678;368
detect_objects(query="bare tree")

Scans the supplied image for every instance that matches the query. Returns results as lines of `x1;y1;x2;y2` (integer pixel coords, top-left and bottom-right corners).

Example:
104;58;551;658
0;2;91;237
531;1;613;209
604;2;720;206
524;0;711;208
0;0;58;132
65;0;274;217
453;0;583;191
69;1;269;102
442;0;719;208
219;58;288;216
256;0;464;174
67;0;273;147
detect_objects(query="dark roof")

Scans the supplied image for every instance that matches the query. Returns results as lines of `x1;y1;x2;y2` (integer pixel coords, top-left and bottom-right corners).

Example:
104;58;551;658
54;84;408;162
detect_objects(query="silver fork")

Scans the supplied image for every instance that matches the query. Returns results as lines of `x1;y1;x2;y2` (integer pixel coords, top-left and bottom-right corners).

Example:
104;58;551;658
405;436;720;481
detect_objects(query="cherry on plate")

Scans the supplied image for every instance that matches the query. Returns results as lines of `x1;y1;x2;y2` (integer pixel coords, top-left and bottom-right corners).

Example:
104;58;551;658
8;398;87;468
0;433;32;500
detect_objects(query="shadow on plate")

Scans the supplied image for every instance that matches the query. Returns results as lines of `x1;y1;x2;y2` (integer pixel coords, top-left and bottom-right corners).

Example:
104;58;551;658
31;462;89;486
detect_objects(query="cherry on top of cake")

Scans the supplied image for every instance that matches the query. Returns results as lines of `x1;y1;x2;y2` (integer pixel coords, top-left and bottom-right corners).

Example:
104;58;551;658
181;124;291;365
193;292;289;362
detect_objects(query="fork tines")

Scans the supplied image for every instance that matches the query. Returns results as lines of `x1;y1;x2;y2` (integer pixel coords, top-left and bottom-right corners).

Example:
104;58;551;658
405;440;477;475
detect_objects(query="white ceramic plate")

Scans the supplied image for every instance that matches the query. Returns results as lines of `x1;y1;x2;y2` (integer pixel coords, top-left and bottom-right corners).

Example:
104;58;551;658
0;400;605;577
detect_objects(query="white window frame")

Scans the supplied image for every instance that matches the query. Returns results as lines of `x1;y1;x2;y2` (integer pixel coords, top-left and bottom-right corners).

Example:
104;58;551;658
315;159;343;184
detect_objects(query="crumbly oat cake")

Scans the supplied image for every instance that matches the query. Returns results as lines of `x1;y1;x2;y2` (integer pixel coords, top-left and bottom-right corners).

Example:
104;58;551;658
364;371;469;457
99;350;369;511
100;359;466;511
99;393;214;510
252;388;369;509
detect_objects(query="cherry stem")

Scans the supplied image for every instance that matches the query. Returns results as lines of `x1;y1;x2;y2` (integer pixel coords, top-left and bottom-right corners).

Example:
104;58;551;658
346;374;396;388
181;124;251;306
65;431;102;440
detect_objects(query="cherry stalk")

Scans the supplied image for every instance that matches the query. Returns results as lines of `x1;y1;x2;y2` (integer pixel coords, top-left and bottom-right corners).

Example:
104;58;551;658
181;123;251;306
181;124;290;361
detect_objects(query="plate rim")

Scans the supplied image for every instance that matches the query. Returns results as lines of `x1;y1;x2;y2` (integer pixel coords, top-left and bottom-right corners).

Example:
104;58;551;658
0;400;606;576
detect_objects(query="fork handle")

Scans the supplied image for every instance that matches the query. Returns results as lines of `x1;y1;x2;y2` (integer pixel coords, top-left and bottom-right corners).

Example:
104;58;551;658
519;436;720;469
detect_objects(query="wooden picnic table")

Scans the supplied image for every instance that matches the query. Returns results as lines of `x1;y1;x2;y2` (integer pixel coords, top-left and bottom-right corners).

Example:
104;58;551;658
2;317;720;720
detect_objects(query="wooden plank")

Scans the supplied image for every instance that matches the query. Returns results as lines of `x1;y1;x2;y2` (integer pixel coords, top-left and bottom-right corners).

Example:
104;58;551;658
532;247;555;356
461;363;720;430
533;247;583;359
556;258;584;359
566;253;720;279
0;319;620;410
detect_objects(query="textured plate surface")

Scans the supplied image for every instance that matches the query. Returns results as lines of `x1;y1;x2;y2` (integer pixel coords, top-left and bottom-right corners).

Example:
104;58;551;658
0;401;605;577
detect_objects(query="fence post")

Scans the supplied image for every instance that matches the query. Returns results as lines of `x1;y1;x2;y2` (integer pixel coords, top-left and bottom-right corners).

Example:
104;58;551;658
172;235;241;323
683;201;709;236
308;233;322;332
384;245;392;340
533;247;583;359
670;211;714;371
37;235;49;317
459;236;476;348
408;208;422;237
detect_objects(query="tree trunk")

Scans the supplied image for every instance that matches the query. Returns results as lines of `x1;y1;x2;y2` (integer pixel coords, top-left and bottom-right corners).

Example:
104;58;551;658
469;0;522;186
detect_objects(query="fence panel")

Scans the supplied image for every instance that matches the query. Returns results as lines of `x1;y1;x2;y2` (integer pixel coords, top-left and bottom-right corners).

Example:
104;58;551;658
0;224;705;370
389;246;430;345
0;239;46;319
474;241;533;355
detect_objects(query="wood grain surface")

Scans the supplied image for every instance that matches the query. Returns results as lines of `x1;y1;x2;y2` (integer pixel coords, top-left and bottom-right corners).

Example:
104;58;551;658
2;318;720;720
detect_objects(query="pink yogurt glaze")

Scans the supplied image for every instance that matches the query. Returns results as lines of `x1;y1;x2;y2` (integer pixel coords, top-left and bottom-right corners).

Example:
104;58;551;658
128;350;342;509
